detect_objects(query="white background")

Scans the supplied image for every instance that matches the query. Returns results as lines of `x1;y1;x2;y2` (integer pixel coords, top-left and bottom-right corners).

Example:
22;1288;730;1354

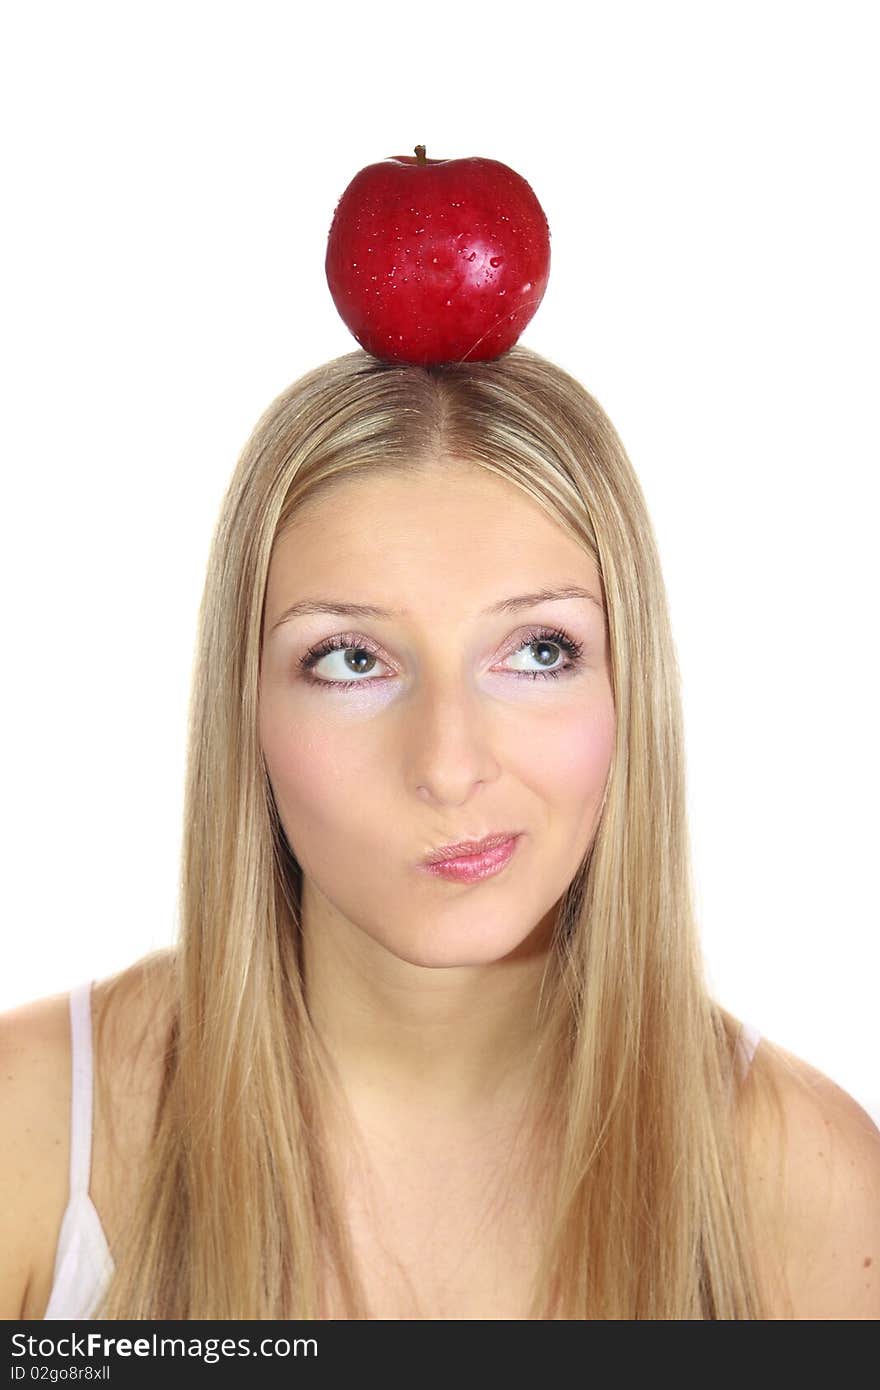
2;2;877;1122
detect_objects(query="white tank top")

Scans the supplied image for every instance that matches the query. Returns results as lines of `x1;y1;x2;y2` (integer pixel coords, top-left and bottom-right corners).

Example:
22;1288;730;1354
40;981;763;1318
42;981;115;1319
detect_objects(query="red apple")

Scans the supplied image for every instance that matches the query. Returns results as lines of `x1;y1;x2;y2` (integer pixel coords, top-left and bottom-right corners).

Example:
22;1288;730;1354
325;145;551;365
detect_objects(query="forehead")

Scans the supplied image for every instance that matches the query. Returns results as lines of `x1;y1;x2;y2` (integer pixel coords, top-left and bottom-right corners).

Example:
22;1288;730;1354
266;463;601;617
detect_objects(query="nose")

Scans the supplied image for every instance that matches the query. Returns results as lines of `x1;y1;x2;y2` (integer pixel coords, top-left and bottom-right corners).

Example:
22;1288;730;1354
408;670;502;806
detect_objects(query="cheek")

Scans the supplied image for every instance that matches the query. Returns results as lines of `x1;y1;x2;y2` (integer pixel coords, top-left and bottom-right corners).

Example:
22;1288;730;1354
522;699;616;807
260;699;378;875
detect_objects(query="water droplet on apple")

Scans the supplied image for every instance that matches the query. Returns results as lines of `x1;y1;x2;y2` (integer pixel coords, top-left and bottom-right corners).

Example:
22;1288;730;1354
351;262;358;269
467;252;476;262
498;289;506;296
490;257;502;268
445;299;452;307
522;282;532;291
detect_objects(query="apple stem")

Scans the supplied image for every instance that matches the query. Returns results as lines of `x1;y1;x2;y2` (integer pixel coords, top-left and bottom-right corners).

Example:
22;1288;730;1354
414;144;427;165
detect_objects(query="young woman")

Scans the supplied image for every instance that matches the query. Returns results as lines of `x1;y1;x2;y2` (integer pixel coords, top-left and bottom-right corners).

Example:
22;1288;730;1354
3;346;878;1320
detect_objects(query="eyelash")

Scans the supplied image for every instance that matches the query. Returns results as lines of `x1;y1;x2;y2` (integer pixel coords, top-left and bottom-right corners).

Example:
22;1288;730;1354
298;625;585;691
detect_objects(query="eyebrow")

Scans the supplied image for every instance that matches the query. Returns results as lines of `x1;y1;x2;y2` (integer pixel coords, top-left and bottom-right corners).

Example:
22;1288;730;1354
268;585;604;633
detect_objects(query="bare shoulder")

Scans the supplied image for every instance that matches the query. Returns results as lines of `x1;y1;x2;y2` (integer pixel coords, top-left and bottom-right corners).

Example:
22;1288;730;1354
91;946;177;1082
739;1035;880;1319
87;949;177;1247
0;981;74;1317
0;949;176;1319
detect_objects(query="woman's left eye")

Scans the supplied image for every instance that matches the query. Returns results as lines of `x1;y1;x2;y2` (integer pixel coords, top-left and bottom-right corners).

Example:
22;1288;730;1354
298;626;585;690
502;627;585;681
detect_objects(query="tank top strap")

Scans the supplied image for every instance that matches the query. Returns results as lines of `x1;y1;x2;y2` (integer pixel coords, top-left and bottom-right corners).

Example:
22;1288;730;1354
66;980;96;1197
736;1019;762;1080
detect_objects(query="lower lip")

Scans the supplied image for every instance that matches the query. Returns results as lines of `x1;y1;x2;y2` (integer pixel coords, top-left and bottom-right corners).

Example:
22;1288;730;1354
422;836;520;883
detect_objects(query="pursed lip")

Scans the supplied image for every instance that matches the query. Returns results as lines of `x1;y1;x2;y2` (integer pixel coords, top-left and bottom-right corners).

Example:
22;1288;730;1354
422;832;521;865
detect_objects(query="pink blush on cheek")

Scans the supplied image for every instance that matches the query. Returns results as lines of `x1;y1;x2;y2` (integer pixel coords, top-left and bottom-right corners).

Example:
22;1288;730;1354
262;721;378;875
536;703;615;796
549;707;616;868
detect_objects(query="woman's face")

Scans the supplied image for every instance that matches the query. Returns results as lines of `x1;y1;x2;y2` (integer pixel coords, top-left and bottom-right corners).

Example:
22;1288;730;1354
258;459;615;969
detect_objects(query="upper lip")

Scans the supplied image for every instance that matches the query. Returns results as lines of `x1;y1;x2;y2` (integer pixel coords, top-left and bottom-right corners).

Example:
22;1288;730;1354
423;832;520;865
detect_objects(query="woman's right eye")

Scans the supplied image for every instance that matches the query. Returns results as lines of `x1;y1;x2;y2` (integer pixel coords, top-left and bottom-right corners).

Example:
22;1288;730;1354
299;637;389;689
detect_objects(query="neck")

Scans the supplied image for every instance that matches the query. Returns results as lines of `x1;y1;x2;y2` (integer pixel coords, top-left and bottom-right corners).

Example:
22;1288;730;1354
301;881;559;1124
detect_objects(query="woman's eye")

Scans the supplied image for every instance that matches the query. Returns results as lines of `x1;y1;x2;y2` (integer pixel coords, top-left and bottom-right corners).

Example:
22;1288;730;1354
504;636;571;677
304;644;387;685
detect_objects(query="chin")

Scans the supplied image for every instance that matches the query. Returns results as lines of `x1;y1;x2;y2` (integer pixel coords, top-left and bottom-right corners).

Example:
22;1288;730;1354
378;916;546;971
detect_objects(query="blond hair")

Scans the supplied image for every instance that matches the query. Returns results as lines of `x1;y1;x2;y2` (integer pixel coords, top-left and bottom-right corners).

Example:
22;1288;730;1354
97;345;773;1318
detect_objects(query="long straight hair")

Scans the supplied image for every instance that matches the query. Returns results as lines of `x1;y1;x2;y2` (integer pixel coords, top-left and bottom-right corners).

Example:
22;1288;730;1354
97;345;776;1318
